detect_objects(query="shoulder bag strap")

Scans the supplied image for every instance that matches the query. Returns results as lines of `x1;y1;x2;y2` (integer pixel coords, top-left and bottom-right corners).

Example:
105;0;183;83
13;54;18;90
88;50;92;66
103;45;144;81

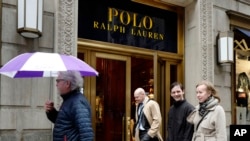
196;111;210;130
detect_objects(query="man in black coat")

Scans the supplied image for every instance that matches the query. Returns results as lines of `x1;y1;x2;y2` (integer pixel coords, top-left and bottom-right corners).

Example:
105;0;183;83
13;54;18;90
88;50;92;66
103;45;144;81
166;82;194;141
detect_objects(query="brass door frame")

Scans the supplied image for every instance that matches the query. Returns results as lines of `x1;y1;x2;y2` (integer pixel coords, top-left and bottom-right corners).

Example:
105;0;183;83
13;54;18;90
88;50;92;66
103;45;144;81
78;39;184;140
94;52;131;141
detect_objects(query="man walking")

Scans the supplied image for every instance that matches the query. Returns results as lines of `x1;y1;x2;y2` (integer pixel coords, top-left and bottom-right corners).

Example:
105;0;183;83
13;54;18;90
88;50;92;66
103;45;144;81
44;71;94;141
133;87;163;141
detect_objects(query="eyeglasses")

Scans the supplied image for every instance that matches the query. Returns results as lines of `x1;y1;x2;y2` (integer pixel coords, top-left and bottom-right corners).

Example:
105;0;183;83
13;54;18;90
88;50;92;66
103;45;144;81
56;79;65;83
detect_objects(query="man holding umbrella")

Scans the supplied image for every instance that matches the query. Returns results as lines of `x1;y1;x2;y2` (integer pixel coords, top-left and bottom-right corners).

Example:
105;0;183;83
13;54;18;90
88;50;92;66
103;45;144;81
44;70;94;141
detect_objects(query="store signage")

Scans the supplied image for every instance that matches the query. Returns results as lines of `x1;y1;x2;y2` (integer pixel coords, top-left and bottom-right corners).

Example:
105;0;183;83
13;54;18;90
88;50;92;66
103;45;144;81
78;0;178;53
93;7;164;41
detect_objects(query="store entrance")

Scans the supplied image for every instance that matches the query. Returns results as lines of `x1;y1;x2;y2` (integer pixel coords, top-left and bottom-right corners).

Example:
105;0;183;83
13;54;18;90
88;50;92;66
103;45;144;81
77;41;182;141
95;53;131;141
94;52;155;141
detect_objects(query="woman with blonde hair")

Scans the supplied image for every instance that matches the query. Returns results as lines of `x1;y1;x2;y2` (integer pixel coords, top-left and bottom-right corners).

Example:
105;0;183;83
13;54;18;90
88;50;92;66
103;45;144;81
187;80;227;141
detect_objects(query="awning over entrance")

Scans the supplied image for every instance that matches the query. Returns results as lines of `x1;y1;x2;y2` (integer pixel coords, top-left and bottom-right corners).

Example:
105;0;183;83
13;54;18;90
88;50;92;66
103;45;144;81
237;28;250;37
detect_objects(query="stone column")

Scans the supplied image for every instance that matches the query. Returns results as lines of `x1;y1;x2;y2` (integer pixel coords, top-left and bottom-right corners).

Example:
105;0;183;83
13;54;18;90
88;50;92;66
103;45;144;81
55;0;78;56
185;0;213;104
199;0;213;81
54;0;79;107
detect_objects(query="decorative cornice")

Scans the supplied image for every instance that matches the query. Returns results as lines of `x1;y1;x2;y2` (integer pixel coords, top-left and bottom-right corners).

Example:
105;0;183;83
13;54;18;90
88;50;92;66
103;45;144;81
236;0;250;5
226;10;250;29
227;10;250;21
200;0;213;82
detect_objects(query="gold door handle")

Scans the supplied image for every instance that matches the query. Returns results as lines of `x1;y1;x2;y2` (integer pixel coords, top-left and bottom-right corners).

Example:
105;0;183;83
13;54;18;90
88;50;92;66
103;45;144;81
127;117;131;134
129;117;136;141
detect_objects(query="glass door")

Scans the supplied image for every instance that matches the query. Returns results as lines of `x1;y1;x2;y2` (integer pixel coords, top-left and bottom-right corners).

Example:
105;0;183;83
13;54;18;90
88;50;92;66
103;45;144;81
94;53;131;141
78;50;182;141
129;56;154;140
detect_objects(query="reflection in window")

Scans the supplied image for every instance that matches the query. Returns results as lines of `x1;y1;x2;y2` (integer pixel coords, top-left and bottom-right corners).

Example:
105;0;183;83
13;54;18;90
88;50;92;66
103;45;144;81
234;27;250;124
130;57;153;140
170;64;177;105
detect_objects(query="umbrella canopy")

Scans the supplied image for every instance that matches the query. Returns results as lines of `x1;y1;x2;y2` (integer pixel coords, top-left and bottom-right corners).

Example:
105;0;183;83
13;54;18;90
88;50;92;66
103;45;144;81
0;52;98;78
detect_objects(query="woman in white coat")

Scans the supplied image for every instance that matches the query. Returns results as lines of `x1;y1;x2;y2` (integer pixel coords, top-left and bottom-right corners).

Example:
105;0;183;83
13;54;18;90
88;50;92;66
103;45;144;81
187;80;227;141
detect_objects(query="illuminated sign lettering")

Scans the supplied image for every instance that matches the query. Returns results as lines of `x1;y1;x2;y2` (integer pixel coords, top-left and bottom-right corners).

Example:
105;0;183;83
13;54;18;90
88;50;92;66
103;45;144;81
93;7;164;41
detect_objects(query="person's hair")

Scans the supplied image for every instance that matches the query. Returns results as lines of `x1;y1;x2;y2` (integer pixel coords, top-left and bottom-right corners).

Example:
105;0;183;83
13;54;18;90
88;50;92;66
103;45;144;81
170;82;184;91
134;87;146;95
59;71;83;91
196;80;221;102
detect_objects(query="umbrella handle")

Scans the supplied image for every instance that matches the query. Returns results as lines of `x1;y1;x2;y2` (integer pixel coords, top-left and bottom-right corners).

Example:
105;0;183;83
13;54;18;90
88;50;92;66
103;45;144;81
49;77;53;100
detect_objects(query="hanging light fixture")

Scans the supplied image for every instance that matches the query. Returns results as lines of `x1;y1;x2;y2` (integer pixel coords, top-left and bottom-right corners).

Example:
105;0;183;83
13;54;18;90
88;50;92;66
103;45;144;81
218;31;234;63
17;0;43;38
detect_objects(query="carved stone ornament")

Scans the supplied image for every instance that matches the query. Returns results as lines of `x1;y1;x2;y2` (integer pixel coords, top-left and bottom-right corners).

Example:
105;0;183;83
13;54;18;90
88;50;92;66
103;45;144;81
200;0;213;81
57;0;77;55
56;0;78;107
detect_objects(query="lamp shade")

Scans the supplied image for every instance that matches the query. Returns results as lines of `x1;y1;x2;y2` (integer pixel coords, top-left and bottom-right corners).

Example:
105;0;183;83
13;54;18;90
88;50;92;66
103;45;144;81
17;0;43;38
218;31;234;63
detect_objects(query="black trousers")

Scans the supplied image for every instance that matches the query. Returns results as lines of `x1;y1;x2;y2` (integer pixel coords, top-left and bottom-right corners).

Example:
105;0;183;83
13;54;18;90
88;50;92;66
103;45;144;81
139;130;159;141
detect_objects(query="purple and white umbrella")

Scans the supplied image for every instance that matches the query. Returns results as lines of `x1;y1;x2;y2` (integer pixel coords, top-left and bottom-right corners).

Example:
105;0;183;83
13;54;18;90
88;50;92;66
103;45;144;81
0;52;98;78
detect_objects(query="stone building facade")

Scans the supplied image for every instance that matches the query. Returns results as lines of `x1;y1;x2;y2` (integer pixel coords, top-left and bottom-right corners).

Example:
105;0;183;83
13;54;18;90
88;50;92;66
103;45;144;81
1;0;250;140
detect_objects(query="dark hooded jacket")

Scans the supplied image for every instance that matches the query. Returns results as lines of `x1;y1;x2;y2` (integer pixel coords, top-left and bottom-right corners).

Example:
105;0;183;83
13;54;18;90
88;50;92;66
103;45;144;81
166;100;195;141
46;90;94;141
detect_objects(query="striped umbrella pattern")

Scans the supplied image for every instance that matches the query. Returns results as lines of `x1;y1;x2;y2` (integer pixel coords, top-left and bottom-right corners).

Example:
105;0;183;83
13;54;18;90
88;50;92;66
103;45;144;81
0;52;98;78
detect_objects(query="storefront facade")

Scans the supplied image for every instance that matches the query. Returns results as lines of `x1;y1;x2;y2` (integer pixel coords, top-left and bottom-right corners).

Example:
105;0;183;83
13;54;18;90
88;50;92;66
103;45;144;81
1;0;250;140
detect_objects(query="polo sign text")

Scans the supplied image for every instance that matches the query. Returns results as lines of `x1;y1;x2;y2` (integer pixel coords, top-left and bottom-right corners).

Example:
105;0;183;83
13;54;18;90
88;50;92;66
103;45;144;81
93;7;164;40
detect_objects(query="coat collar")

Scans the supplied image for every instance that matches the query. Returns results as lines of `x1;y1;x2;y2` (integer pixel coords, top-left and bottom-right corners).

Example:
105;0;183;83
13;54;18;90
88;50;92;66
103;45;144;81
61;89;78;100
142;96;150;105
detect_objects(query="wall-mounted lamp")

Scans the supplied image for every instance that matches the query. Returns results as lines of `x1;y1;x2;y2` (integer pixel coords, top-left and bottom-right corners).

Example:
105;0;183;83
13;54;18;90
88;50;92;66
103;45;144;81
218;31;234;63
17;0;43;38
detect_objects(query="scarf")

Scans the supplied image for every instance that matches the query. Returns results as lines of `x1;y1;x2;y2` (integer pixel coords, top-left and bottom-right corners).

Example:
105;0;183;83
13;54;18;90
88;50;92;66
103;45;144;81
199;96;213;116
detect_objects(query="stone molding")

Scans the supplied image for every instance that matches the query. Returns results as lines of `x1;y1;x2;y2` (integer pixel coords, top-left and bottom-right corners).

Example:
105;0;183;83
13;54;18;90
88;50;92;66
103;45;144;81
226;10;250;29
57;0;77;55
236;0;250;5
55;0;78;108
200;0;213;82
